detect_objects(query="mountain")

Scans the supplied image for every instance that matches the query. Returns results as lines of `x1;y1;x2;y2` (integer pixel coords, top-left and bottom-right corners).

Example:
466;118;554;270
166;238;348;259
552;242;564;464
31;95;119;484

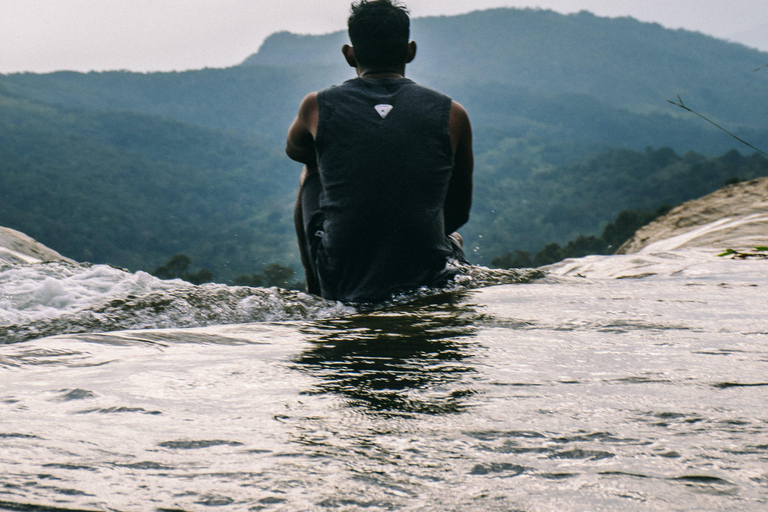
247;8;768;129
1;8;767;279
5;9;768;151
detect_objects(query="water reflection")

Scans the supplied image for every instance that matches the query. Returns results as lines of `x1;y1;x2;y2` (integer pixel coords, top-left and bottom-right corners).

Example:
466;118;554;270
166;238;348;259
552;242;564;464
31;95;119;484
293;292;481;416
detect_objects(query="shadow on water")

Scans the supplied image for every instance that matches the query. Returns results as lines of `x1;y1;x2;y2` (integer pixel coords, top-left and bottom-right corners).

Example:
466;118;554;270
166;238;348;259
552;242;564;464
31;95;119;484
293;291;482;416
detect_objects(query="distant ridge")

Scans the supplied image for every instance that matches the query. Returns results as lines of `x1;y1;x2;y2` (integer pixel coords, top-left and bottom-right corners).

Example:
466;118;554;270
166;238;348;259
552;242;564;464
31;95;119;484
242;7;768;127
242;31;348;67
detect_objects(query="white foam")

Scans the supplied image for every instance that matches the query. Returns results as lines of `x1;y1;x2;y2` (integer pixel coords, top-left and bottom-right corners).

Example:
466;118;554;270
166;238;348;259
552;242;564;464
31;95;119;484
0;262;186;327
0;262;356;343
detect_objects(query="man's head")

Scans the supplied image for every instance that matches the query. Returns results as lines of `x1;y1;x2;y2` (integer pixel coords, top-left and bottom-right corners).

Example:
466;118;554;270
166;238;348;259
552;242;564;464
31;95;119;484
347;0;412;70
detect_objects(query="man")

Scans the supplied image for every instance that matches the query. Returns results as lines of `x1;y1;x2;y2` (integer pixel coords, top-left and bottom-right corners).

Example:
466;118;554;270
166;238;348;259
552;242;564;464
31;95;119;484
286;0;473;303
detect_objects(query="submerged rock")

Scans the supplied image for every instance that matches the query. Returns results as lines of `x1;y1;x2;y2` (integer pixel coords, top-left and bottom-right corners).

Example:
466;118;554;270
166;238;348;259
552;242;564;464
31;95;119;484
0;227;74;265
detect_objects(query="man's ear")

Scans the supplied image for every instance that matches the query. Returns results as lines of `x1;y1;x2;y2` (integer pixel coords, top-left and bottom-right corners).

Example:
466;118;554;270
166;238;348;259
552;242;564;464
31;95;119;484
342;44;357;68
406;41;417;63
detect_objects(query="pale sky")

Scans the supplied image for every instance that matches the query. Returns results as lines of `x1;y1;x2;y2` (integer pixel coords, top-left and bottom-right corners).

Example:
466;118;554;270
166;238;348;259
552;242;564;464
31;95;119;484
1;0;767;74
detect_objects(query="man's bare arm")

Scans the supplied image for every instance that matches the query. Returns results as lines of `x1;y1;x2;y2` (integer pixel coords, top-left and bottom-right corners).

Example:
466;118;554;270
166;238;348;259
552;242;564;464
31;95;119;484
286;92;319;167
444;100;473;235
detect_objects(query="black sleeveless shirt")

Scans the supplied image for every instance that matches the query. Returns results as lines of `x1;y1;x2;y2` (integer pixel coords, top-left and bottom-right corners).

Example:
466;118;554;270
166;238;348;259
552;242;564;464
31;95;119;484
314;77;456;302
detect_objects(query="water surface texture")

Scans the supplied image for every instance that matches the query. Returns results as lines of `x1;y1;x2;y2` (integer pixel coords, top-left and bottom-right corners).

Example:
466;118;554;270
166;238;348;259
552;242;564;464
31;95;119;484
1;253;767;511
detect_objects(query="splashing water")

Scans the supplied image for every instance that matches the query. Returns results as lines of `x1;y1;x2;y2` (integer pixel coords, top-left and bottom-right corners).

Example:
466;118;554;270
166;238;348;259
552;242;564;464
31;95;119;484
0;261;541;344
0;253;766;511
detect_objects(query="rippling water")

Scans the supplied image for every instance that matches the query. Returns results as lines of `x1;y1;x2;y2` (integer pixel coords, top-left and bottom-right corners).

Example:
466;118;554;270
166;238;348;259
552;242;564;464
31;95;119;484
1;253;767;511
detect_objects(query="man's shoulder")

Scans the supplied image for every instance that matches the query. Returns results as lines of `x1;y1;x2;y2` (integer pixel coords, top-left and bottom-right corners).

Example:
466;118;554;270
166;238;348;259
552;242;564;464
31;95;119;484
319;78;358;94
321;78;448;96
296;92;319;117
398;80;452;104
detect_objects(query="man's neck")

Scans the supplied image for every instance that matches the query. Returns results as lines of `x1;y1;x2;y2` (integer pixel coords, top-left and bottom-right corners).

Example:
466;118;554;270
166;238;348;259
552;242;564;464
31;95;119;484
358;67;406;80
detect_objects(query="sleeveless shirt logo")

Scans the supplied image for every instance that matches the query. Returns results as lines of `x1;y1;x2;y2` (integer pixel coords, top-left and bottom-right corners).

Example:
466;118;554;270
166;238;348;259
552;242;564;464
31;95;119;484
374;104;393;119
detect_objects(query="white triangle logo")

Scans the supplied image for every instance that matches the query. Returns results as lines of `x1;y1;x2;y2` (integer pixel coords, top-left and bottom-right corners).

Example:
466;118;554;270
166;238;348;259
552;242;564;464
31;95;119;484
374;104;393;119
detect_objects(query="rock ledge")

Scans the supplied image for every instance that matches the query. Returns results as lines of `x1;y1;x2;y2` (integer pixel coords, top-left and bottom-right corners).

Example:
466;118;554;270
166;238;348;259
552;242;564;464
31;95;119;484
617;177;768;254
0;227;75;264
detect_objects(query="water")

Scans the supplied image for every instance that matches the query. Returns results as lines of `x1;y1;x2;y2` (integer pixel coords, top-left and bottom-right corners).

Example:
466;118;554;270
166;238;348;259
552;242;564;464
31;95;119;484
1;252;767;511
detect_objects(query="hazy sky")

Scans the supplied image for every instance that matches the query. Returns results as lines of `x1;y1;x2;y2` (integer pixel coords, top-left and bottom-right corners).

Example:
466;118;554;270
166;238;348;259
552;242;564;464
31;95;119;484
2;0;767;74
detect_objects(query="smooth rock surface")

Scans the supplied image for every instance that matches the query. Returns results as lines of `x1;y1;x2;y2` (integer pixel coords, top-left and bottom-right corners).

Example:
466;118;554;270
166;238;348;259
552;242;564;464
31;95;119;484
617;177;768;254
0;227;74;264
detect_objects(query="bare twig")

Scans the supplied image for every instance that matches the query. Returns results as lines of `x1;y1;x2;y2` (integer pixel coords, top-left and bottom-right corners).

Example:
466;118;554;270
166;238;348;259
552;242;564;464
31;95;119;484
754;63;768;72
667;96;768;157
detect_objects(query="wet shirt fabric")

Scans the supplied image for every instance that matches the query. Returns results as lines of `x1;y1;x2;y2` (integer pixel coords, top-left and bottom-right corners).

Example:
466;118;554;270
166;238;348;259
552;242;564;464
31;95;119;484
312;77;458;303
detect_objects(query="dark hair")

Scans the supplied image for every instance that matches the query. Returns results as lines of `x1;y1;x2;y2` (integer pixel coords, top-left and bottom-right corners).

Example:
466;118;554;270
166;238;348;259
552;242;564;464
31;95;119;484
348;0;410;68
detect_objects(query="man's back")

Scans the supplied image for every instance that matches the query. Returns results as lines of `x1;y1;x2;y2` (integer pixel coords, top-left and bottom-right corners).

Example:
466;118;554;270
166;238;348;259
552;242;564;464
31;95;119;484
313;77;456;302
285;0;473;303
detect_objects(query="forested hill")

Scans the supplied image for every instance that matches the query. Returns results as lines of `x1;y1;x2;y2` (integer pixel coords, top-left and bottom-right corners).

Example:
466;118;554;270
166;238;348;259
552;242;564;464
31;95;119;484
1;8;768;282
4;8;768;150
245;8;768;129
0;87;298;278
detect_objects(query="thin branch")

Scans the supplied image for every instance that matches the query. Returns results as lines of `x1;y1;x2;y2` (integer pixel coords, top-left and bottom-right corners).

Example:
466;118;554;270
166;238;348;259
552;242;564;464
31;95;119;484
754;63;768;72
667;96;768;157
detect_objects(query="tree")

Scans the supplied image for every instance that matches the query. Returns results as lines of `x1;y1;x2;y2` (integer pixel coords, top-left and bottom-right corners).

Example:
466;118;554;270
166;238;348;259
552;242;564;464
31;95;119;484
491;250;533;269
151;254;213;284
533;243;564;267
152;254;192;280
492;205;675;269
234;272;264;287
562;235;609;258
601;206;671;249
263;263;295;288
234;263;304;290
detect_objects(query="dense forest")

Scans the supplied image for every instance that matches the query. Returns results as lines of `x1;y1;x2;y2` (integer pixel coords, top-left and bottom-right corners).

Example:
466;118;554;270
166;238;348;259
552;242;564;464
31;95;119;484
1;8;767;283
0;89;297;279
